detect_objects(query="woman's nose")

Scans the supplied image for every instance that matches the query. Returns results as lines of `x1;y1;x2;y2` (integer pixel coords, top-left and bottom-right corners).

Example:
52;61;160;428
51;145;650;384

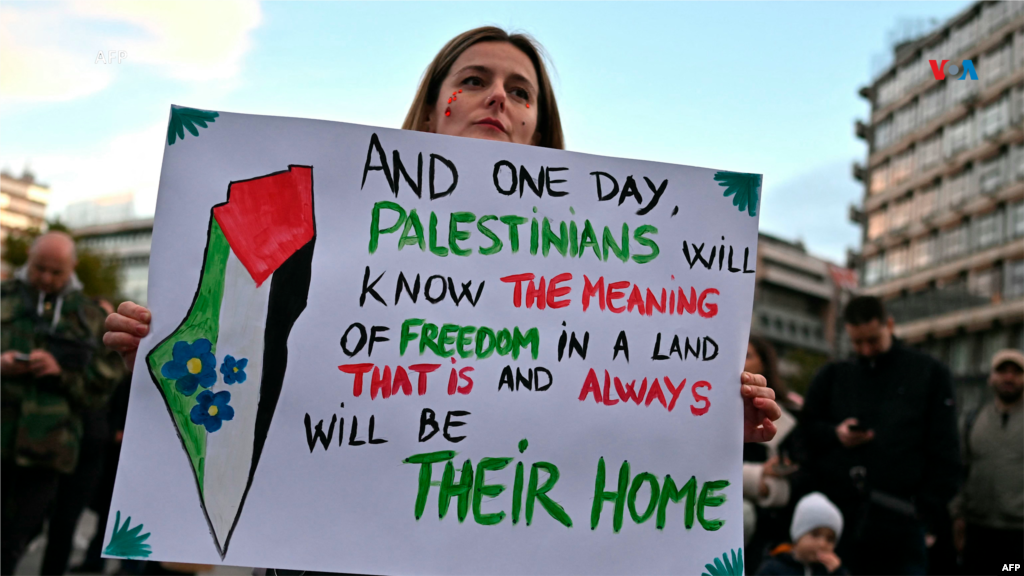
486;84;507;110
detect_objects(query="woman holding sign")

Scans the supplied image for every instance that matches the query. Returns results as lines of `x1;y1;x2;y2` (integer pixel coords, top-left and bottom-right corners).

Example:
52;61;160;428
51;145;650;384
103;27;780;444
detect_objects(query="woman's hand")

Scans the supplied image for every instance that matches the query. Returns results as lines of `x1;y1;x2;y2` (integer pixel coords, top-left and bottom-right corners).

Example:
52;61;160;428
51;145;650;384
103;301;151;371
741;372;781;443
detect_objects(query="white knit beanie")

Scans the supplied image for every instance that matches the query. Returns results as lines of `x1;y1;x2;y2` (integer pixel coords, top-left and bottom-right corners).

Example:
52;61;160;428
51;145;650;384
790;492;843;542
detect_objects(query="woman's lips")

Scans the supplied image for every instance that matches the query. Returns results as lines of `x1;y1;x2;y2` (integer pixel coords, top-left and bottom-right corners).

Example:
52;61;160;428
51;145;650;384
475;117;506;133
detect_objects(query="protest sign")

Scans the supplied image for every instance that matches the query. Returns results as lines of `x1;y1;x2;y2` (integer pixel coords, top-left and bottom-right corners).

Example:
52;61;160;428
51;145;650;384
106;105;762;575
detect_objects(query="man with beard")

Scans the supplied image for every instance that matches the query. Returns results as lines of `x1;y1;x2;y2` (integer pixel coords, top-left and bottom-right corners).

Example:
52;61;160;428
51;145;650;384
801;296;960;575
952;349;1023;574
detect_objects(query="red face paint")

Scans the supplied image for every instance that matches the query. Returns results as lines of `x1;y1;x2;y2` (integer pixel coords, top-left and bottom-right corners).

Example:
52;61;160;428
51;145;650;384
445;107;451;117
526;103;530;109
458;89;462;93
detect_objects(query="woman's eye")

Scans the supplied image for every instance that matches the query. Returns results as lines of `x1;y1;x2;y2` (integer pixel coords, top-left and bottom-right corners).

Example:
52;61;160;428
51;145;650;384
512;88;530;100
462;76;483;87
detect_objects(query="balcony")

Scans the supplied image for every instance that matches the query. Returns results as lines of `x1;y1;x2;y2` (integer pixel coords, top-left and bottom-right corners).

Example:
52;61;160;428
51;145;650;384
888;285;992;324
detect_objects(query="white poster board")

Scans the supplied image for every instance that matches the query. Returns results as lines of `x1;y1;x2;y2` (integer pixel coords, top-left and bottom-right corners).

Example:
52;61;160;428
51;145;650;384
107;106;762;575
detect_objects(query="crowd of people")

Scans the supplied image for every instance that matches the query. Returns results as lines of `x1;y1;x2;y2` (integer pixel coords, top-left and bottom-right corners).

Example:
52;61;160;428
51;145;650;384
4;236;1022;576
743;295;1024;575
2;26;1022;576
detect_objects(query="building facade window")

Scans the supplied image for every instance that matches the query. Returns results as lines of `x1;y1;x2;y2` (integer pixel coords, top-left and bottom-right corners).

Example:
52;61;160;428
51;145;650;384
1009;200;1024;238
941;224;969;261
1005;259;1024;299
978;153;1006;195
949;15;980;58
941;168;976;209
980;96;1010;138
868;210;887;240
968;267;999;298
944;114;975;158
864;255;884;286
894;102;918;142
980;42;1012;87
910;236;936;270
914;185;938;220
889;198;912;231
981;1;1009;34
950;65;981;103
919;86;946;125
917;133;944;170
971;209;1004;250
875;118;895;151
870;163;890;194
886;245;909;278
877;76;898;108
1016;27;1024;70
891;149;915;185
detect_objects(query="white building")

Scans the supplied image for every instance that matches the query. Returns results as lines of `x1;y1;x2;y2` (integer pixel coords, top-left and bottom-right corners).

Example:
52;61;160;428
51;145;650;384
63;193;135;229
73;219;154;305
854;1;1024;388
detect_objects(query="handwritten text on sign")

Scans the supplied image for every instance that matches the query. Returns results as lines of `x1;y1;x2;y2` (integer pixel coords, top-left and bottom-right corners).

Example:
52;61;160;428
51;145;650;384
109;109;760;575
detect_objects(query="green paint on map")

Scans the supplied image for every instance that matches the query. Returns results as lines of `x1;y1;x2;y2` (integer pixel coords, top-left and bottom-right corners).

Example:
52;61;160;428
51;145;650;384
146;218;230;490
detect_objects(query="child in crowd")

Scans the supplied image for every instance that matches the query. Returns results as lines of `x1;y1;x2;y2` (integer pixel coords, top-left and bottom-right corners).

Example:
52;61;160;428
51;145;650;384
756;492;847;575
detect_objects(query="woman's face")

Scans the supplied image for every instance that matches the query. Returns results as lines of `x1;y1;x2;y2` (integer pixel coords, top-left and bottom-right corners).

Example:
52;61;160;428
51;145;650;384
744;344;764;375
428;41;540;146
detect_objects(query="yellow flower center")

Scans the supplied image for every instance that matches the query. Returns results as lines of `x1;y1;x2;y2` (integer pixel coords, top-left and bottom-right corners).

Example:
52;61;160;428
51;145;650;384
187;358;203;374
233;367;239;373
208;405;219;417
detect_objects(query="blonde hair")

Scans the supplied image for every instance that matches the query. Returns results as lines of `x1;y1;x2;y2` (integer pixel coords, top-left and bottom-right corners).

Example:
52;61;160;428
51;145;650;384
402;27;564;150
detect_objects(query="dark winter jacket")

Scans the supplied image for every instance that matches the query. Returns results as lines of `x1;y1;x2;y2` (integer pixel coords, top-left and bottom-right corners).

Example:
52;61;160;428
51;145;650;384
756;550;849;575
800;340;960;532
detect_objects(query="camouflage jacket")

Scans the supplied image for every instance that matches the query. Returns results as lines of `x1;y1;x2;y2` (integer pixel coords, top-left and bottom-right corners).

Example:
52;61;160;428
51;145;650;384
1;271;123;473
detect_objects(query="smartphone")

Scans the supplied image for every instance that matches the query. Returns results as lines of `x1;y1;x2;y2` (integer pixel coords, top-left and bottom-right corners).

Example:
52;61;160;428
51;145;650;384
13;352;31;363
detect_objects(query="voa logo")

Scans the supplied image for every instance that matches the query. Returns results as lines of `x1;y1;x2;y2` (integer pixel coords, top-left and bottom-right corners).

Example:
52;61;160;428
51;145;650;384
1003;563;1021;572
929;59;978;80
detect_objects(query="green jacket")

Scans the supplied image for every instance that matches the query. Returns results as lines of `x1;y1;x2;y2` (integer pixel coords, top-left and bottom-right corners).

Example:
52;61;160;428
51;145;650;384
1;271;123;473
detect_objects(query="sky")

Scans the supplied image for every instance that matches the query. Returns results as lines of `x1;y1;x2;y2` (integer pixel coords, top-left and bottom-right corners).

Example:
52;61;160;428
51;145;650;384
0;1;972;263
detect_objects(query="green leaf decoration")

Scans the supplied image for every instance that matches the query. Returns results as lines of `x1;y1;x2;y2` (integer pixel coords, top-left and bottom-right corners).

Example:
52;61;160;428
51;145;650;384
701;548;743;576
103;511;152;559
713;171;761;217
168;106;219;145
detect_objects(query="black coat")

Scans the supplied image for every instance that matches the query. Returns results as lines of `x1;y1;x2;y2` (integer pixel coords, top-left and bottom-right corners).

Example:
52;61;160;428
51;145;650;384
800;340;960;532
756;552;850;575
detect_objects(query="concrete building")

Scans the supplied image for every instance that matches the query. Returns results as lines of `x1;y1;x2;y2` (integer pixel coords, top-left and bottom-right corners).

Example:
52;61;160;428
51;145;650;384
853;1;1024;390
73;218;154;305
751;233;854;392
63;193;135;229
0;169;50;278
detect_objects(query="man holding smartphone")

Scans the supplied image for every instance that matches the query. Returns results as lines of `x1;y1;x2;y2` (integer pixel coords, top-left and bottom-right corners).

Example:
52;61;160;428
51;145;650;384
800;296;960;575
0;232;121;575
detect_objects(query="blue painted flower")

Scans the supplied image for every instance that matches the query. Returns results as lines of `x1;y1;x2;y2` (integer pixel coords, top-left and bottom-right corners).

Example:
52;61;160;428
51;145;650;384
161;339;217;396
219;355;248;384
189;390;234;433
